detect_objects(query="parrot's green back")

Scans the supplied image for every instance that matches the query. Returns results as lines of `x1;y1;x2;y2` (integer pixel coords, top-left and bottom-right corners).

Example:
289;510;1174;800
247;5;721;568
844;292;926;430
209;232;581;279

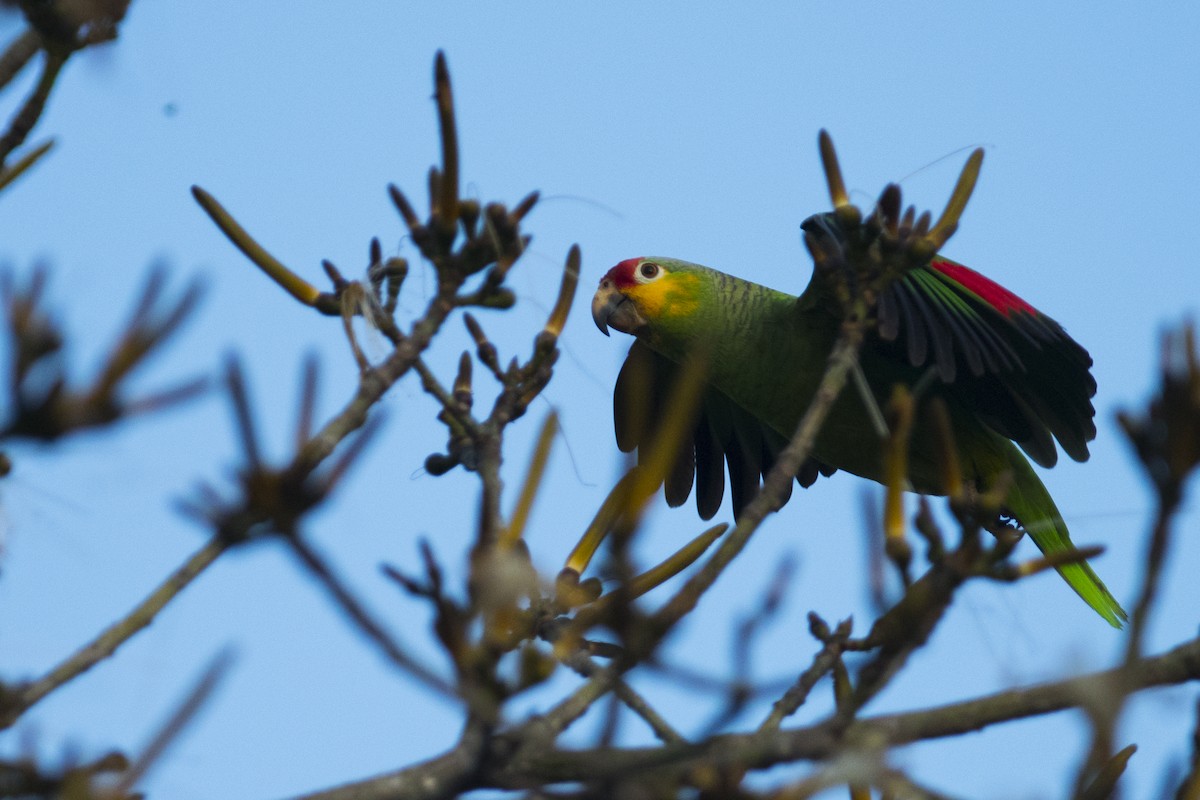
596;256;1125;627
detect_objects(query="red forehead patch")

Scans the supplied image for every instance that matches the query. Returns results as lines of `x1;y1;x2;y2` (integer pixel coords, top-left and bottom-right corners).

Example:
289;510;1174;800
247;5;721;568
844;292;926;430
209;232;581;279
604;257;646;289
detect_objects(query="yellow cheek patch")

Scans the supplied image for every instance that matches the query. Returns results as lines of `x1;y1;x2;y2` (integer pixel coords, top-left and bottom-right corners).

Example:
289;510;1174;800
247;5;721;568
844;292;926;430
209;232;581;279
627;272;701;320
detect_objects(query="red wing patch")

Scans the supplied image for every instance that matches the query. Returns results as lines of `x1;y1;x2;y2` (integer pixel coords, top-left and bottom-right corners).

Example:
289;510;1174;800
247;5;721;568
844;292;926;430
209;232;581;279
930;258;1036;317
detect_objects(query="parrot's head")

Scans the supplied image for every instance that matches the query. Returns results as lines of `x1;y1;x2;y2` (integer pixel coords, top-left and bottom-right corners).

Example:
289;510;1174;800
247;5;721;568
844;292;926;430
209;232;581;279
591;257;708;342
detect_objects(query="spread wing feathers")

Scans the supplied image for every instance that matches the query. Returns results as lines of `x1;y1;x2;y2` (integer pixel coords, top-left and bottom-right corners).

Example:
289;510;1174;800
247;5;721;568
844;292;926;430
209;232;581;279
614;341;836;520
873;258;1096;468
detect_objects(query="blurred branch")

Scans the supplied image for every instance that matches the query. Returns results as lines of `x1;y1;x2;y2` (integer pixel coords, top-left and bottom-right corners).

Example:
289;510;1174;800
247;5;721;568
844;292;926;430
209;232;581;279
560;651;685;746
508;660;625;752
292;719;491;800
186;54;585;720
177;358;460;699
1119;321;1200;662
1176;696;1200;800
759;614;853;732
19;0;130;47
0;0;131;173
176;357;365;541
0;266;207;446
0;137;51;192
295;636;1200;798
0;750;132;800
0;537;226;730
772;760;956;800
0;45;64;165
1078;744;1137;800
1072;321;1200;789
110;649;234;796
287;533;456;699
0;28;39;91
699;554;797;735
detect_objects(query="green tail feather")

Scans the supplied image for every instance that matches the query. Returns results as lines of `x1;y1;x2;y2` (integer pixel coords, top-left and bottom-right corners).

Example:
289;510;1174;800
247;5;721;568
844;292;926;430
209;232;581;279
1003;452;1127;628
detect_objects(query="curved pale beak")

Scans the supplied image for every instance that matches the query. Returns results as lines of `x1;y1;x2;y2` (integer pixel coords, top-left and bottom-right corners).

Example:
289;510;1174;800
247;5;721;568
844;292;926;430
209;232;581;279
591;281;620;336
591;280;646;336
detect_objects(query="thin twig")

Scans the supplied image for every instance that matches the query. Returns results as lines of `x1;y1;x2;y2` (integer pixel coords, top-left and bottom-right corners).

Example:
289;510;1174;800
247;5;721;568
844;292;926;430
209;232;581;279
564;653;685;745
513;661;624;748
759;642;844;733
495;636;1200;787
0;48;66;165
297;635;1200;799
1123;495;1179;665
111;649;235;795
0;537;227;730
1176;696;1200;800
286;534;456;699
0;29;39;93
290;718;491;800
414;355;481;439
294;293;455;474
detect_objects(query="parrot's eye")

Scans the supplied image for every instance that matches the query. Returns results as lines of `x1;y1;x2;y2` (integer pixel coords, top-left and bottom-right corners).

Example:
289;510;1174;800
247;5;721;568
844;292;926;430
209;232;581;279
638;262;661;280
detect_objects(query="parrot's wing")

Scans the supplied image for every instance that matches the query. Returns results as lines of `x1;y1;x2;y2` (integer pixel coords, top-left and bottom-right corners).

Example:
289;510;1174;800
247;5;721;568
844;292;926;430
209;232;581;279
614;341;836;520
871;257;1096;467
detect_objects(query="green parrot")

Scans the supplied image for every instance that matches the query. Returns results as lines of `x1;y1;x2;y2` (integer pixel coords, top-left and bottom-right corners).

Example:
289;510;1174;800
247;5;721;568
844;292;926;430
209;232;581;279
590;241;1126;627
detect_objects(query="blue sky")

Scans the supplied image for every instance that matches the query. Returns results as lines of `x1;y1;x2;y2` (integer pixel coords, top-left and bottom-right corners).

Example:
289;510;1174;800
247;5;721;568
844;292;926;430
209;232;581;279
1;3;1198;798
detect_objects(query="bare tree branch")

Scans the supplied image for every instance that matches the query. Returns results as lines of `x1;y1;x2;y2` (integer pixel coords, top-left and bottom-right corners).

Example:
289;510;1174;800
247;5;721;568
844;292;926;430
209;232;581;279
0;537;226;730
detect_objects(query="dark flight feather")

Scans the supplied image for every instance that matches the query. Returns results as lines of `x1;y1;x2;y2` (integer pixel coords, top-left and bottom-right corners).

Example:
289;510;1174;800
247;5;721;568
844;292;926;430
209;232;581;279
612;341;835;520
